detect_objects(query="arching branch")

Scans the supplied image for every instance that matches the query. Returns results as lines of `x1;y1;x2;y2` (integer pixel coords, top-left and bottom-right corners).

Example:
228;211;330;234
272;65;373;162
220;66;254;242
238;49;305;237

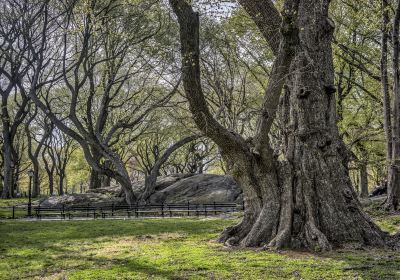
169;0;247;154
141;134;201;201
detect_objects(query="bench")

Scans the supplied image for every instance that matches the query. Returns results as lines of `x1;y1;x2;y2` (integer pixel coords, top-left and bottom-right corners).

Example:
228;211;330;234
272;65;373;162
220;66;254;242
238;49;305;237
34;206;66;220
65;205;98;219
165;203;202;217
203;203;237;215
135;204;166;217
99;204;134;218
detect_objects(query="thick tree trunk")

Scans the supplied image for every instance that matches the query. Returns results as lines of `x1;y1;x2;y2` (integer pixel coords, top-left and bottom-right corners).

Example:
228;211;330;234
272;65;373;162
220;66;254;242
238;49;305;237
387;0;400;211
225;0;386;250
360;162;369;198
171;0;388;251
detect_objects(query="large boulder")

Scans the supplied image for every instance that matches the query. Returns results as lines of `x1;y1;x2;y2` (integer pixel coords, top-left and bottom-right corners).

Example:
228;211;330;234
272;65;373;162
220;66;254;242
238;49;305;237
149;174;242;204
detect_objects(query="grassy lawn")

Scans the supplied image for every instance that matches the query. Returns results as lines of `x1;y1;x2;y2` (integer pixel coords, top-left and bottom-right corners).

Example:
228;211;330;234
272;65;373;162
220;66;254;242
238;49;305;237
0;198;29;220
0;216;399;280
0;198;29;207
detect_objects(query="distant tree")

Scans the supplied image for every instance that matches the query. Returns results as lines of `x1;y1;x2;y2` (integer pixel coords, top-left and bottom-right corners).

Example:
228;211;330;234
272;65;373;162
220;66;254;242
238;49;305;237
24;106;53;197
0;0;178;205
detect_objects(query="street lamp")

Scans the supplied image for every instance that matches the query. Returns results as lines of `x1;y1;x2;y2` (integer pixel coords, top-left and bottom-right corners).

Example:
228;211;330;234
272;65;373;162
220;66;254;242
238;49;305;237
27;169;34;217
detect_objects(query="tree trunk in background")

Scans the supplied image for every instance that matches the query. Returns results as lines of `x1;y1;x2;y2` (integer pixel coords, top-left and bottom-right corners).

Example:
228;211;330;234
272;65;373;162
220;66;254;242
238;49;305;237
89;151;102;189
101;160;112;188
1;131;13;198
387;0;400;211
89;169;102;189
381;0;393;194
59;172;65;195
42;146;55;195
48;172;54;195
360;162;369;198
141;135;199;201
32;163;40;197
171;0;387;251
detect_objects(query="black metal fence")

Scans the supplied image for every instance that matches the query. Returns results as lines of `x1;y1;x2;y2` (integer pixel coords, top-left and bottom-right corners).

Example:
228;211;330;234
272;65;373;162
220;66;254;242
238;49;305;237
0;201;245;220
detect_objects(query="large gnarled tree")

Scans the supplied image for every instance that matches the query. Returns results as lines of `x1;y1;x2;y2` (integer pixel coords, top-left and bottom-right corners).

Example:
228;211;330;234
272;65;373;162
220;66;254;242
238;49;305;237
170;0;390;250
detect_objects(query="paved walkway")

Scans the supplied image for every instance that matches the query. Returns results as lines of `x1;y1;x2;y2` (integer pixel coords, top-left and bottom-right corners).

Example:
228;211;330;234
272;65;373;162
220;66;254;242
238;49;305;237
1;213;240;222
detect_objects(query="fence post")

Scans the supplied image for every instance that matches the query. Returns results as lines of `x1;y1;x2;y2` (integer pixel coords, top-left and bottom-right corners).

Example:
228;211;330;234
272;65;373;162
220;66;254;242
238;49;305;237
214;201;216;215
87;203;90;218
12;206;15;219
161;202;164;218
187;201;190;216
112;202;114;216
62;204;65;220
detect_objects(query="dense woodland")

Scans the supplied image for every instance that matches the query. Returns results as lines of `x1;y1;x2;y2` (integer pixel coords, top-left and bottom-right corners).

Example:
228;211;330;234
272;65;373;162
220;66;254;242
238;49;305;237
1;0;400;250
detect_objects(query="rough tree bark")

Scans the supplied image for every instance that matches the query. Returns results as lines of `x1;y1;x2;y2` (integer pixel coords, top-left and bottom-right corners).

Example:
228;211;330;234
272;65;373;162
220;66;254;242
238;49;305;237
141;135;199;201
170;0;388;250
387;0;400;211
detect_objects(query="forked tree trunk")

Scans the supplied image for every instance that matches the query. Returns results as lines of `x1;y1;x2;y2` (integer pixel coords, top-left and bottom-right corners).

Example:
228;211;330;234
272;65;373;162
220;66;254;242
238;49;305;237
171;0;387;251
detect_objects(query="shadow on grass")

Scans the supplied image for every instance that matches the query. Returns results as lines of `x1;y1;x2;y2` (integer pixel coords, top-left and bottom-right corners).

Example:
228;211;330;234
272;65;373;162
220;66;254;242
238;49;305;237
1;219;399;279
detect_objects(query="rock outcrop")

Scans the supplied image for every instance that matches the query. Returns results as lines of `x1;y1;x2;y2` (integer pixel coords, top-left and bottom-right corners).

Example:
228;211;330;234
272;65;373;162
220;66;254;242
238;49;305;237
149;174;242;204
39;174;242;207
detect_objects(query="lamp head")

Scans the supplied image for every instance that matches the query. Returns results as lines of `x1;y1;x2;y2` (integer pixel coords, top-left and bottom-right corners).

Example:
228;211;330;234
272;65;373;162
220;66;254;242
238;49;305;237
27;169;34;177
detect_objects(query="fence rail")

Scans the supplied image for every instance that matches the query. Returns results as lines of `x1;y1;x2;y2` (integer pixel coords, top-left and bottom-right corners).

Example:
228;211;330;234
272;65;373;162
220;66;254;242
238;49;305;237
0;201;245;220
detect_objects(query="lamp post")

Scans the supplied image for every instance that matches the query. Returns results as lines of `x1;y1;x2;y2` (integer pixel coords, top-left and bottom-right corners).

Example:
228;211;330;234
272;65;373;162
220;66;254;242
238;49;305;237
27;169;34;217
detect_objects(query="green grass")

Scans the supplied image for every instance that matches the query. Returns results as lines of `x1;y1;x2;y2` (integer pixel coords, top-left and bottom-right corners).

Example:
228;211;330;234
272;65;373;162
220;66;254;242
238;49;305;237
0;217;399;280
0;198;30;219
0;198;29;207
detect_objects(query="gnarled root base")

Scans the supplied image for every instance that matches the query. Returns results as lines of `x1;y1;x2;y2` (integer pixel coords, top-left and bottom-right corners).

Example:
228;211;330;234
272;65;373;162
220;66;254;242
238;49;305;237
218;170;389;252
219;208;389;251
